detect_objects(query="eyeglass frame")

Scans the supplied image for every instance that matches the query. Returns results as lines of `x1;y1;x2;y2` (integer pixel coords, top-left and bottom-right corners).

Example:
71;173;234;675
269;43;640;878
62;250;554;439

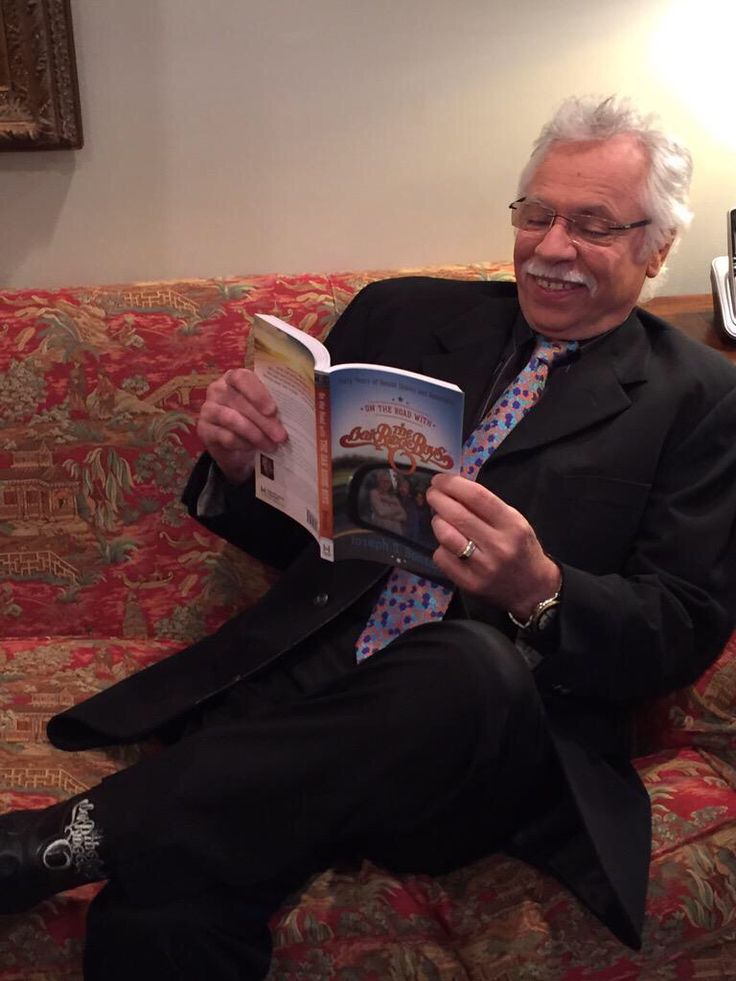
508;197;652;246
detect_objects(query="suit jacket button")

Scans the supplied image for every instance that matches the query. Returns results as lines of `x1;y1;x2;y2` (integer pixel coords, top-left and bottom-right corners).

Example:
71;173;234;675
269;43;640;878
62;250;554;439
313;592;329;606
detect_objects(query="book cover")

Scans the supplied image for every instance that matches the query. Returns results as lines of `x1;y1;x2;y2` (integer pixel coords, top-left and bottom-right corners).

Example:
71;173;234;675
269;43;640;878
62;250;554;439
326;364;463;576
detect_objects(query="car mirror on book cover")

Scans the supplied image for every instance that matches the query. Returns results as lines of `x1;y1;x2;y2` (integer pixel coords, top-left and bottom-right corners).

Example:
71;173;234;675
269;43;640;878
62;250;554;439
347;463;438;556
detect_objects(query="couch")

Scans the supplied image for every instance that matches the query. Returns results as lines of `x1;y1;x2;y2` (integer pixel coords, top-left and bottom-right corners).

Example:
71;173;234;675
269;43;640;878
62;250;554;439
0;263;734;980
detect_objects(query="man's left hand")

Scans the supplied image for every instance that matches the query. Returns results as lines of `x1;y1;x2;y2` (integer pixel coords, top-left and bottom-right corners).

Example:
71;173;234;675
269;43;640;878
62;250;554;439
426;474;561;622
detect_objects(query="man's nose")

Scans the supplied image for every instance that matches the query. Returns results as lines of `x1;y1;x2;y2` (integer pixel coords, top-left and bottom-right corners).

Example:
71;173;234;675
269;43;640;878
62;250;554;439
534;216;578;260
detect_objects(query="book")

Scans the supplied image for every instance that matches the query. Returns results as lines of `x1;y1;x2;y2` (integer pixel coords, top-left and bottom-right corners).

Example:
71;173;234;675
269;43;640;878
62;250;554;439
252;313;464;577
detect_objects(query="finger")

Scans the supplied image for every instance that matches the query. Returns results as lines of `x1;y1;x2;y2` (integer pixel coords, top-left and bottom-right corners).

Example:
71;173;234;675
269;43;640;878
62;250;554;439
204;380;287;446
432;491;535;563
427;485;494;542
198;403;284;454
431;513;487;563
226;371;287;443
428;476;508;526
206;372;285;436
224;369;279;417
431;535;485;588
199;425;256;465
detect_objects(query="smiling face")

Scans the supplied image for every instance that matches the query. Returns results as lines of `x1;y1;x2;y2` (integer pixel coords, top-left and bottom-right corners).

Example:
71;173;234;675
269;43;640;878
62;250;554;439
513;135;670;340
376;471;391;490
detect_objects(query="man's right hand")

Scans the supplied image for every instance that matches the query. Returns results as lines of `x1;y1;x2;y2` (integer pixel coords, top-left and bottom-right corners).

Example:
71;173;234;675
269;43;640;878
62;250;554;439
197;369;288;485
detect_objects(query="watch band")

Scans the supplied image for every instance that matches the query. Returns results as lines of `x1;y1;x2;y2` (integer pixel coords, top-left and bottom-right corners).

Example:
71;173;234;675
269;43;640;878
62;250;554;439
508;589;560;632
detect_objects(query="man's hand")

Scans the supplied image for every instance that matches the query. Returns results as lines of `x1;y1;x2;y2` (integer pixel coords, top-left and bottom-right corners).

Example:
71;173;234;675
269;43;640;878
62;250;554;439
197;369;287;485
426;474;561;621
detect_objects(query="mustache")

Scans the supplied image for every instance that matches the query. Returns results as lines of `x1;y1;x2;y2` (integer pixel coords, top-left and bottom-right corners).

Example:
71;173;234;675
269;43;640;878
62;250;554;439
522;258;598;295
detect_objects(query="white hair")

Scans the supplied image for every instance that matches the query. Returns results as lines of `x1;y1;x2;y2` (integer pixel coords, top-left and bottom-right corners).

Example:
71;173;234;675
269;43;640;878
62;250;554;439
517;96;693;271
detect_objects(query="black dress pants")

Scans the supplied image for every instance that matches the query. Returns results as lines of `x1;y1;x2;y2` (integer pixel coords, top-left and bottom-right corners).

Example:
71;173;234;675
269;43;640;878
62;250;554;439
82;620;559;981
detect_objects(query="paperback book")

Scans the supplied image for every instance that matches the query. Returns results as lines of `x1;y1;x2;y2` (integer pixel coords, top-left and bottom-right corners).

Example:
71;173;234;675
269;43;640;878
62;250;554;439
252;314;464;577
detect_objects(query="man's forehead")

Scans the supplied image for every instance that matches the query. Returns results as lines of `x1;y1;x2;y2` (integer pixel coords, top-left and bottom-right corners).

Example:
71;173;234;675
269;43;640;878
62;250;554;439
525;136;650;213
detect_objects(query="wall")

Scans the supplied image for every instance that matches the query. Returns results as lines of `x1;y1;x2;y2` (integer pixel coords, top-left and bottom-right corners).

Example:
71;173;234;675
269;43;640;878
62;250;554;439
1;0;734;293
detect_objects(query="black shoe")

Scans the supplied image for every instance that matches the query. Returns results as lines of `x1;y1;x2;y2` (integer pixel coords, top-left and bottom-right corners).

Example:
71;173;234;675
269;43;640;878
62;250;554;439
0;795;106;914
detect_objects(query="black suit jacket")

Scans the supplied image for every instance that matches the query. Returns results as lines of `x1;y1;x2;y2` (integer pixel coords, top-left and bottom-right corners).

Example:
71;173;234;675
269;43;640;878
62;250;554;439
48;279;736;947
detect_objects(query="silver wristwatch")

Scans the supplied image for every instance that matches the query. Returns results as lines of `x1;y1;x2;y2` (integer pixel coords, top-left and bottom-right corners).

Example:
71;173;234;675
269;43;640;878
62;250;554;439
508;590;560;633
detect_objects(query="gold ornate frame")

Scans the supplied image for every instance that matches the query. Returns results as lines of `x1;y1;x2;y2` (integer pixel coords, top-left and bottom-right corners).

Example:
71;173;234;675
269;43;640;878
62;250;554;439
0;0;82;151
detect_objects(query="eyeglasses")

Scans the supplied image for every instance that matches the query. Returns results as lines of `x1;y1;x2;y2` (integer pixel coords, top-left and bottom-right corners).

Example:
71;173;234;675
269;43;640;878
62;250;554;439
509;198;651;247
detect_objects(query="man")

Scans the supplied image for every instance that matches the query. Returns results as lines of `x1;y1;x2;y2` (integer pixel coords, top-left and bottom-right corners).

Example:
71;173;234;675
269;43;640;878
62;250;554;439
2;96;736;979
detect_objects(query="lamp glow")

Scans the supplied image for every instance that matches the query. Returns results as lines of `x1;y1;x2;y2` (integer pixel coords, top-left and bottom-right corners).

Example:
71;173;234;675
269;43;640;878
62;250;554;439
651;0;736;151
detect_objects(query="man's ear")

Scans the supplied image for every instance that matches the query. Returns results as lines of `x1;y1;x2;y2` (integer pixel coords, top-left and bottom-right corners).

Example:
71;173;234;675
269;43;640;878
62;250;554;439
645;237;673;279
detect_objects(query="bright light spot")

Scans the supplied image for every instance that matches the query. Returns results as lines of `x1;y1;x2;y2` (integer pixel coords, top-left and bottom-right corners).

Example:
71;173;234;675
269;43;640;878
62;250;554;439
651;0;736;150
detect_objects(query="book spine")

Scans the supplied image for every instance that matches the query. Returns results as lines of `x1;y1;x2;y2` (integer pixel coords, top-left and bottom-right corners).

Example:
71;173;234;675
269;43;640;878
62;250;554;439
315;370;333;541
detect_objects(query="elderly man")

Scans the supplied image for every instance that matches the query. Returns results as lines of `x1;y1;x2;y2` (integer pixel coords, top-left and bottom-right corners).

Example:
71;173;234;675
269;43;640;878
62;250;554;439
2;96;736;980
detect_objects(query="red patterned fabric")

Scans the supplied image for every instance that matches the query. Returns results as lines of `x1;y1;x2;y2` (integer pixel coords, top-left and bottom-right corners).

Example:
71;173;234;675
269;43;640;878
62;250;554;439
271;748;736;979
0;264;734;980
637;634;736;766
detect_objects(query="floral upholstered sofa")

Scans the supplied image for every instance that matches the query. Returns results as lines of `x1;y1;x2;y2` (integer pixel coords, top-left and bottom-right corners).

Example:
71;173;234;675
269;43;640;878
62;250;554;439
0;263;735;980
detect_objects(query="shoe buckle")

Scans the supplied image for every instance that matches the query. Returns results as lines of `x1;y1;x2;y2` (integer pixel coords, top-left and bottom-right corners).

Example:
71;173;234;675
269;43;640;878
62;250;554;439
42;838;73;871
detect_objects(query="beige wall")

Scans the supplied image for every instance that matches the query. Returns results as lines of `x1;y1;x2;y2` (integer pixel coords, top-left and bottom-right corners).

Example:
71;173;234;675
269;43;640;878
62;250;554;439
1;0;734;293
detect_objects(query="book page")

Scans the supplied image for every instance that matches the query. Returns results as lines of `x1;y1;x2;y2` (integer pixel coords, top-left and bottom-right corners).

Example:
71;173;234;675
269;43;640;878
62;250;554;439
252;314;325;543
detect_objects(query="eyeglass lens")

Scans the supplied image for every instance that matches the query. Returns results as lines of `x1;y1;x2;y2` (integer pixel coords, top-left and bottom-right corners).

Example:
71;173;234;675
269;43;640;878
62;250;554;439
512;202;616;244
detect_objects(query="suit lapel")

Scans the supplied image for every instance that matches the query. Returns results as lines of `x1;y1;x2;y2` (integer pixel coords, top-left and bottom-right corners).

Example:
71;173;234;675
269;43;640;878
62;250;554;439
491;310;651;460
419;302;652;460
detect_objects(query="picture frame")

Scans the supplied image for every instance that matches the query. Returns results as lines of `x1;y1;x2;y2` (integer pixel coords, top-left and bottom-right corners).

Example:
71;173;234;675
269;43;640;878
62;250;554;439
0;0;82;151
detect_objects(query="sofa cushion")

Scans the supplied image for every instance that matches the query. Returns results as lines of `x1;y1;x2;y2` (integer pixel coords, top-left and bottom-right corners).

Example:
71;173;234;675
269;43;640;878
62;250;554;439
267;747;736;979
637;631;736;773
0;636;181;766
1;740;733;980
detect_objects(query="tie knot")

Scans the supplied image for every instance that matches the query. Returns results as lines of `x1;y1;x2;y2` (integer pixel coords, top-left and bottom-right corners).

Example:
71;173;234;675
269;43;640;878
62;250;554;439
533;337;579;367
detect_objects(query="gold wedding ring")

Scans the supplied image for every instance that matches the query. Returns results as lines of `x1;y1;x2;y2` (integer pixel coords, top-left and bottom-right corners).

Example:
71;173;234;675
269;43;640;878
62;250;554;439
457;539;478;561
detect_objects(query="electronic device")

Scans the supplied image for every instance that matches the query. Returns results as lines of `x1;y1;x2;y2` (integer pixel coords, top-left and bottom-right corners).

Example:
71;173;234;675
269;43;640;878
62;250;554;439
729;206;736;303
710;207;736;341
